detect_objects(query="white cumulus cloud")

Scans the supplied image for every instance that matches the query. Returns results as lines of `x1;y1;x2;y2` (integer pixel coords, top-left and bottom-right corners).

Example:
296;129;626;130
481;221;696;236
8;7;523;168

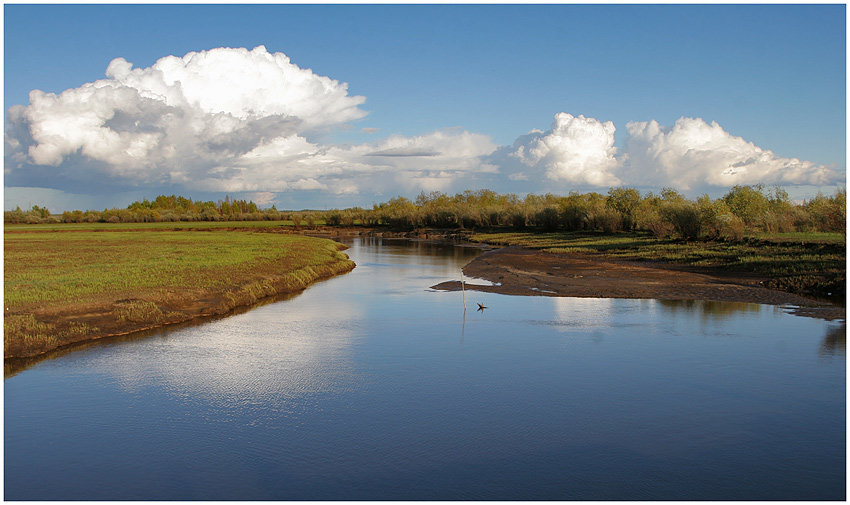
6;46;364;189
104;45;366;127
5;46;841;209
622;117;840;190
5;46;500;200
506;112;621;187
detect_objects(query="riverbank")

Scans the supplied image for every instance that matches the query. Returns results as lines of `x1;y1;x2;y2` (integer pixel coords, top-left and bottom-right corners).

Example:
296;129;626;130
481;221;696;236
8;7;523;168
303;227;845;315
431;246;844;321
4;229;355;359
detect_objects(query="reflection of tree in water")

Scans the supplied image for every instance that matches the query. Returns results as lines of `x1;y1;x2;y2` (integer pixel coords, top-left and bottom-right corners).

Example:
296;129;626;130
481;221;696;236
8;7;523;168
657;299;763;321
819;324;846;356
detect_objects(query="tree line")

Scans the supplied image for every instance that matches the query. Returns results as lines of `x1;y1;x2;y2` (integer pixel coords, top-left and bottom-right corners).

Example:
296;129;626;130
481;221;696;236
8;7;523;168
6;195;271;224
5;185;846;239
337;185;845;239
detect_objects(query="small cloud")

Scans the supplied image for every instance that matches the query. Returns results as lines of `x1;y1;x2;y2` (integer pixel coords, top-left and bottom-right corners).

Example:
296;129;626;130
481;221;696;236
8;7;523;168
332;183;359;195
291;178;327;191
250;191;276;206
361;127;380;134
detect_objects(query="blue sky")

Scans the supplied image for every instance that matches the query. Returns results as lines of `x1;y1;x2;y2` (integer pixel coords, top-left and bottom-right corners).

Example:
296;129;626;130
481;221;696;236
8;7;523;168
4;4;846;211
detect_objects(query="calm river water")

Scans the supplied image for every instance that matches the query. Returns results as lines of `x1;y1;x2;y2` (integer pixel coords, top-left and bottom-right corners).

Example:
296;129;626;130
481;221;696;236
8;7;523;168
4;237;846;500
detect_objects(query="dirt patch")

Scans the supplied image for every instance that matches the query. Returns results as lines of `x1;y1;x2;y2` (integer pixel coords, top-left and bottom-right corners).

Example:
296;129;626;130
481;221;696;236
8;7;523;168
431;247;845;321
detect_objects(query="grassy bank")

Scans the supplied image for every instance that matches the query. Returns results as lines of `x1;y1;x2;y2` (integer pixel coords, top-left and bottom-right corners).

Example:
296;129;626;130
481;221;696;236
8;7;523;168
4;227;354;358
469;231;845;303
3;220;308;232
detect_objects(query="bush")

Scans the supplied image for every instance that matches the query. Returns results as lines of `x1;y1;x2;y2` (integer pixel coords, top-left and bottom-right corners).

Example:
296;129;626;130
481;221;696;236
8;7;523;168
325;210;343;226
805;189;846;233
561;204;587;231
606;187;641;231
762;209;794;233
536;206;561;232
662;202;701;240
593;208;623;233
716;213;746;241
723;185;769;227
510;209;529;229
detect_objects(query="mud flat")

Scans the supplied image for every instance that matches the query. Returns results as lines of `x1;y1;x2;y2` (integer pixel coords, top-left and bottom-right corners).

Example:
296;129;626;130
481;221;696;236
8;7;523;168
432;247;845;321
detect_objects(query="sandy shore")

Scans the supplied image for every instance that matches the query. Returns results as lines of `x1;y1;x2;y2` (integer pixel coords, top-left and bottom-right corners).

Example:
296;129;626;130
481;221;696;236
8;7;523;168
432;247;845;321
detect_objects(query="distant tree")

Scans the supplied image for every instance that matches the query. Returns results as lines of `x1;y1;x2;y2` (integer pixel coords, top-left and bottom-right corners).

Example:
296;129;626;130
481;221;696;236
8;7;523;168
606;187;641;231
723;185;769;227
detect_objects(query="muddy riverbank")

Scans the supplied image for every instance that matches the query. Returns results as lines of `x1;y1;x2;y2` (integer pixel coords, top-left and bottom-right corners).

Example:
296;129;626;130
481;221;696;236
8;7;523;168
432;246;845;321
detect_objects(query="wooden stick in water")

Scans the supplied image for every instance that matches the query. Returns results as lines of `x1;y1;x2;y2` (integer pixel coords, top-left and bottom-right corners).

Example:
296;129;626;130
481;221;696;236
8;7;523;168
460;269;467;311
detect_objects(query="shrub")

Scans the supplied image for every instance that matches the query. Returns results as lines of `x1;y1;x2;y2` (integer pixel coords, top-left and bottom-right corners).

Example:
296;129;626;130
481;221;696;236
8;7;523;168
723;185;769;227
805;189;846;233
536;206;561;232
722;214;746;241
561;203;587;231
593;208;623;233
662;202;701;240
510;209;529;229
606;187;641;231
325;210;343;226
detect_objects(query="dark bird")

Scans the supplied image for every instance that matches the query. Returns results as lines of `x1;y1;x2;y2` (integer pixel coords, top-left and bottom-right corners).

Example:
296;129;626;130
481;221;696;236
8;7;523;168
477;303;487;311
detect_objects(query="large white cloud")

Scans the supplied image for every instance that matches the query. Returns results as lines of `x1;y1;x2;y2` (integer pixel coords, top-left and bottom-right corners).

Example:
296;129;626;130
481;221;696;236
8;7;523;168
622;117;839;190
104;46;366;128
4;46;497;200
493;113;841;193
10;46;365;172
4;46;842;210
505;112;621;187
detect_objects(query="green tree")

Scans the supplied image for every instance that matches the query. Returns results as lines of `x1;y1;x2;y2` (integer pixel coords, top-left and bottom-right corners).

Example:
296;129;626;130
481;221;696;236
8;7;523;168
606;187;641;231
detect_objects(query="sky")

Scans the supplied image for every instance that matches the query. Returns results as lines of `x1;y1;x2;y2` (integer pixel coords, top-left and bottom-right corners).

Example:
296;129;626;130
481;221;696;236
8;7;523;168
4;4;846;211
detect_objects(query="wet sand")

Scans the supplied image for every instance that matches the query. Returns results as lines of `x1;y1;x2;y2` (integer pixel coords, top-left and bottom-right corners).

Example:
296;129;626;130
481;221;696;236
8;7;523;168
432;247;845;321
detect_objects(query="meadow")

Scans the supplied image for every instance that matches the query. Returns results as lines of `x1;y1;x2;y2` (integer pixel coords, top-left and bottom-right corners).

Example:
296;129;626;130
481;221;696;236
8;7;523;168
4;220;298;232
4;227;354;357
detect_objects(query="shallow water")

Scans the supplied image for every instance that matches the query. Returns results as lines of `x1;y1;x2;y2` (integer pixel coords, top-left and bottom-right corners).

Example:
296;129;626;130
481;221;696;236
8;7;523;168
4;238;845;500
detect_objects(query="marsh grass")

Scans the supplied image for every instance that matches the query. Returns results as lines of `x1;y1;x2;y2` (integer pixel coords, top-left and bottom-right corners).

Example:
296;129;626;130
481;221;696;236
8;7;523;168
113;300;165;323
4;314;98;356
4;314;57;349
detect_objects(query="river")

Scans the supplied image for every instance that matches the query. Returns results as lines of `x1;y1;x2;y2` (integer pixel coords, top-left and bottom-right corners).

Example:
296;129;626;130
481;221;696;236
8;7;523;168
4;237;846;500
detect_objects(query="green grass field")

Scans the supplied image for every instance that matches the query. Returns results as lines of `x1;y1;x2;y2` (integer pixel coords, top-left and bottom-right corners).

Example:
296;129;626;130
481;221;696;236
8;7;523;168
4;226;354;357
3;220;302;232
469;230;845;302
5;229;348;309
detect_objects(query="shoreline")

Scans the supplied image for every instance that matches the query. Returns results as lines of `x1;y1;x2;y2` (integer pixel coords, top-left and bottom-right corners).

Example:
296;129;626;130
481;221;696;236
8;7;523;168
7;231;844;362
431;246;845;321
4;253;355;360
